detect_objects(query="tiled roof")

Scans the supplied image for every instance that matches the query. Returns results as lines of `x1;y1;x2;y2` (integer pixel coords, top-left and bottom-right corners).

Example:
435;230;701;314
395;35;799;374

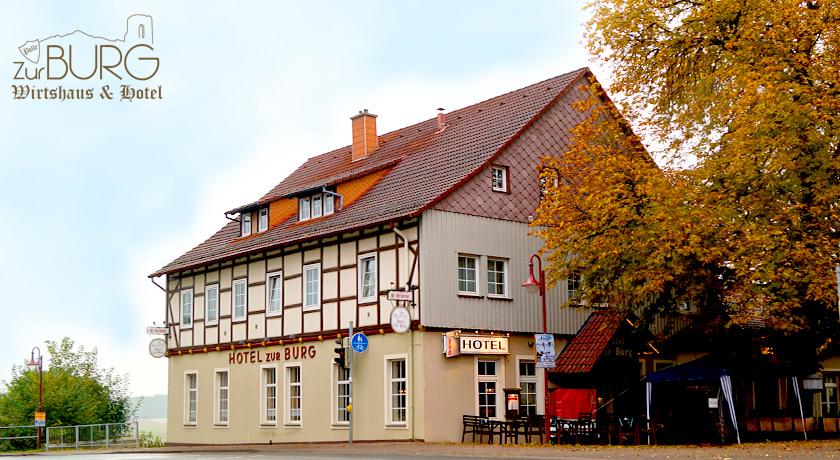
151;68;589;277
551;310;624;374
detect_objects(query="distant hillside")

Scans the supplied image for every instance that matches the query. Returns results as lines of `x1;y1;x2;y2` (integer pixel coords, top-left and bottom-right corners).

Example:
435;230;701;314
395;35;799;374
130;394;167;419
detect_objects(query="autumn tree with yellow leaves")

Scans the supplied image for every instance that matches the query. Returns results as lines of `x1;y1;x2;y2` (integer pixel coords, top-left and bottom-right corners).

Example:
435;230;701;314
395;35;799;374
535;0;840;362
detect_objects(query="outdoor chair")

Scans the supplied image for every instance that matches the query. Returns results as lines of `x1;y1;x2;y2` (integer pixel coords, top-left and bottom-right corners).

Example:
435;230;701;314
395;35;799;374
575;412;596;444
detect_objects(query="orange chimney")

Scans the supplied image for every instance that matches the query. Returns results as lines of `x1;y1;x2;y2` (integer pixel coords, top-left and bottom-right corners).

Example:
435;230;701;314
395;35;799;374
351;109;378;162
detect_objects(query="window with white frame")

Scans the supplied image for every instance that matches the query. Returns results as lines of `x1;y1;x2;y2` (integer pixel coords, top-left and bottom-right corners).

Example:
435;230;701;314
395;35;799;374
258;207;268;232
215;370;229;425
266;271;283;316
457;255;479;295
324;194;334;215
477;360;498;418
299;193;338;221
181;289;193;327
335;365;350;424
241;212;252;236
299;197;310;221
311;195;322;218
358;254;377;303
303;263;320;311
518;360;537;417
205;284;219;325
486;258;508;298
262;366;277;424
567;271;582;302
285;364;302;424
185;372;197;425
233;278;247;321
491;166;508;192
387;357;408;425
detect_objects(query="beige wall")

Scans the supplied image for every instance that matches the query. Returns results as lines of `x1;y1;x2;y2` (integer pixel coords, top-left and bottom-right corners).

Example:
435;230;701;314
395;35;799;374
168;331;424;444
166;330;567;444
421;333;565;442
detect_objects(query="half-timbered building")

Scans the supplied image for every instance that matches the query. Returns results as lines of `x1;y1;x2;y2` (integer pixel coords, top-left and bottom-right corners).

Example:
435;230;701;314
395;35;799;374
151;68;606;444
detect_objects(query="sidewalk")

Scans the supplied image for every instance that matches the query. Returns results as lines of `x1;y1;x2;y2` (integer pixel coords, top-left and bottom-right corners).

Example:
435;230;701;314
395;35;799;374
15;439;840;458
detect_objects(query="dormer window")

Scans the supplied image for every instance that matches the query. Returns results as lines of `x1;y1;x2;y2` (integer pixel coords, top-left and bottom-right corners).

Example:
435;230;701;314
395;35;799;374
491;165;509;192
299;198;310;221
241;212;252;236
312;195;322;218
299;192;338;222
324;194;334;215
258;207;269;232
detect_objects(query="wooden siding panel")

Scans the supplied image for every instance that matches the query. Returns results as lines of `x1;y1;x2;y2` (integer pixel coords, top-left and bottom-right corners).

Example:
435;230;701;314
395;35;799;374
419;209;590;334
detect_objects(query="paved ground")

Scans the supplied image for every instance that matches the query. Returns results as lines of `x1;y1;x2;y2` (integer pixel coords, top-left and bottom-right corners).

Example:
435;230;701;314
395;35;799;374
6;440;840;459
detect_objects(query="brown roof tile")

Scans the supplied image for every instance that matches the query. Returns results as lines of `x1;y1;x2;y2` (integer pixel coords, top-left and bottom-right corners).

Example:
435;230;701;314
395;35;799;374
551;310;624;374
151;68;589;277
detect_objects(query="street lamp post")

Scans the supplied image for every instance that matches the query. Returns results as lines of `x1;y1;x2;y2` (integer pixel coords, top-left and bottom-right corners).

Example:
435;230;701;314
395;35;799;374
26;347;43;450
522;254;551;443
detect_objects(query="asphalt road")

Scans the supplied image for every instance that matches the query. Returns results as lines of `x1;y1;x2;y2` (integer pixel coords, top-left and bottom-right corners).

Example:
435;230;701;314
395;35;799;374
16;440;840;459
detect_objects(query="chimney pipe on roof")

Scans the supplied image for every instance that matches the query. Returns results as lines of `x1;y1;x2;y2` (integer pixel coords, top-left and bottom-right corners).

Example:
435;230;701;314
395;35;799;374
435;108;447;134
350;109;378;162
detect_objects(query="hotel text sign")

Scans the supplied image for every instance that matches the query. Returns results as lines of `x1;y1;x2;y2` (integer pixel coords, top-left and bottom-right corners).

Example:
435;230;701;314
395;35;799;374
228;345;316;365
457;335;509;355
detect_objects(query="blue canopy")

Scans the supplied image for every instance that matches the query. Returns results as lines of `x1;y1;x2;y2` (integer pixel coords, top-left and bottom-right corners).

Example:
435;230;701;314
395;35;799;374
645;355;741;443
646;354;728;383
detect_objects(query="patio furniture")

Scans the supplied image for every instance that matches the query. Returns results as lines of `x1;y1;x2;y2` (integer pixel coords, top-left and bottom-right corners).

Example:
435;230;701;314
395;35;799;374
462;415;499;443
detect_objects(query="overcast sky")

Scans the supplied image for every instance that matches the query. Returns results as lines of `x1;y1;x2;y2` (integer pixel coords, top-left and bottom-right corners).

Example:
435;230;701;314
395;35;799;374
0;0;595;397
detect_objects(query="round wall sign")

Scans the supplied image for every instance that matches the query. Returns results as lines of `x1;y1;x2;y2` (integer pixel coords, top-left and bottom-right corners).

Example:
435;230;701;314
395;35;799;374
149;338;167;358
390;306;411;334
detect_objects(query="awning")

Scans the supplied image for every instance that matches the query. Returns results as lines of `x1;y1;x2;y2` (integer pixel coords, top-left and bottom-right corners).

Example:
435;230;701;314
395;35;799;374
645;355;741;444
645;354;727;383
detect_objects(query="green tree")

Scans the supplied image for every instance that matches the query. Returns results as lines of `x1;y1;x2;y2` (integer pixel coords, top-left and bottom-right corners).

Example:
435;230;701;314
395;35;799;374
0;338;135;434
536;0;840;363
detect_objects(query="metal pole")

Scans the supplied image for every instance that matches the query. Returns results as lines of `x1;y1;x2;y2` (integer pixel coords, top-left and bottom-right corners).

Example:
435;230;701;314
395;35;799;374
537;256;551;444
37;355;43;450
349;321;354;445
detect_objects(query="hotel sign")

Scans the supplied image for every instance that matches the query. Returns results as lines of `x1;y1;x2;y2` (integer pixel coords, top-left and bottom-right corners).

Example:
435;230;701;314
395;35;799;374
443;331;509;357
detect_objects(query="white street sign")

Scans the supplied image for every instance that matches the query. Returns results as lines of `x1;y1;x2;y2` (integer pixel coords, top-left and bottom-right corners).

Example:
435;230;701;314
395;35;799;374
387;290;414;302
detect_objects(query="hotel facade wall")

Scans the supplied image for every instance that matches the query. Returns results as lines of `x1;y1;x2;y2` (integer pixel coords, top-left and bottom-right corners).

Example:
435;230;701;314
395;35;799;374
419;209;591;335
163;223;420;351
166;331;424;443
166;330;564;444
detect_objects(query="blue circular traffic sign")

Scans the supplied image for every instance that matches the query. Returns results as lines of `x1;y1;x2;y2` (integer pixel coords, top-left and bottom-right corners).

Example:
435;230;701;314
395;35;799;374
351;332;369;353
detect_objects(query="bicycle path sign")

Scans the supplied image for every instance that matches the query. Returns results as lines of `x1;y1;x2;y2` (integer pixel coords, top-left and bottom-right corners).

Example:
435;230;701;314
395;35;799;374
351;332;369;353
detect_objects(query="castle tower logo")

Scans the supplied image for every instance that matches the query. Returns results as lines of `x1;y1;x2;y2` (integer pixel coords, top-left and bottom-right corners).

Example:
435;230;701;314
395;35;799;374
18;14;153;65
11;14;162;102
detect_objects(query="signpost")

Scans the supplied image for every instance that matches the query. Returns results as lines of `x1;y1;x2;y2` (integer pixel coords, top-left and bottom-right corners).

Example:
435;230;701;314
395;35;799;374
535;333;556;368
351;332;369;353
149;338;166;358
146;326;167;335
387;290;414;302
34;411;46;427
389;307;411;333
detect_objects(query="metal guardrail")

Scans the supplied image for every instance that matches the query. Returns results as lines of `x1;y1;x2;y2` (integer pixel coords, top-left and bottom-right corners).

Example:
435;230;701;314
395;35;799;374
0;425;38;442
45;421;139;450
